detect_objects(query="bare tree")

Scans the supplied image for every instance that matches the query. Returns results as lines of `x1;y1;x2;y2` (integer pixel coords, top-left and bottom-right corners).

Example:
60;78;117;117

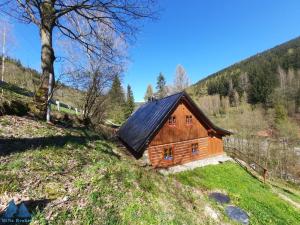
82;60;123;126
57;19;127;126
1;0;156;122
173;64;189;92
144;84;153;101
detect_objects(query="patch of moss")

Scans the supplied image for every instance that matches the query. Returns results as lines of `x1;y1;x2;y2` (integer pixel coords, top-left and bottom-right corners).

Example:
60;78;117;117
0;118;11;126
0;174;22;194
44;182;66;199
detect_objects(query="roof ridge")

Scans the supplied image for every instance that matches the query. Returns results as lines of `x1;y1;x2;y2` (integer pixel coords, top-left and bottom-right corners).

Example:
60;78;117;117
158;91;184;100
141;91;185;106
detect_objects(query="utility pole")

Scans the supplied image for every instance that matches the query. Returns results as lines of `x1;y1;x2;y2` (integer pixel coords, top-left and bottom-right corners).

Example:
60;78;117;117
1;25;6;97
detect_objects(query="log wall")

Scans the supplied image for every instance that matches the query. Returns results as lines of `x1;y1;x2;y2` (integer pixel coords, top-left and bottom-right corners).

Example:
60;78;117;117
147;100;224;168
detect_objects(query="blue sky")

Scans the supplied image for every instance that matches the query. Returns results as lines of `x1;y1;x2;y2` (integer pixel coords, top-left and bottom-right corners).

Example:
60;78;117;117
6;0;300;102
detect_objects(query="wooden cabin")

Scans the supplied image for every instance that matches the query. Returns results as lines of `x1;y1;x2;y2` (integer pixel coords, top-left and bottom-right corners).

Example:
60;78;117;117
117;92;231;168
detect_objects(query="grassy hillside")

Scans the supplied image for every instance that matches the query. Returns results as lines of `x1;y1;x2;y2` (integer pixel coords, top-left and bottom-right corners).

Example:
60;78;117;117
1;115;299;224
0;80;79;118
1;57;84;109
175;162;300;225
0;115;216;224
1;57;140;119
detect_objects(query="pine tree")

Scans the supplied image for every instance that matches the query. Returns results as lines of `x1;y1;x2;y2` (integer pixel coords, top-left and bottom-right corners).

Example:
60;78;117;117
109;76;125;105
144;84;154;101
108;76;126;123
156;73;167;98
125;85;135;118
248;61;277;104
275;103;288;124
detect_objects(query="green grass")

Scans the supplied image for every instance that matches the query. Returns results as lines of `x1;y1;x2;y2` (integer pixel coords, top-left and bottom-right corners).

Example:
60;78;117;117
279;188;300;204
1;80;80;117
50;104;78;115
0;118;11;126
0;116;216;224
18;141;213;224
2;114;299;224
272;181;300;205
175;162;300;225
3;59;84;108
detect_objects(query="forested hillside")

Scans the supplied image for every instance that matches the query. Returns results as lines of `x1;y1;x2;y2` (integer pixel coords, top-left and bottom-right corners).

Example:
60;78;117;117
187;37;300;184
189;36;300;115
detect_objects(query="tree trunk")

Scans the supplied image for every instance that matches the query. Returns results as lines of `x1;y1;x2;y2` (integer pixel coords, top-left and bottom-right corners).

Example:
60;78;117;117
33;1;55;122
35;24;55;122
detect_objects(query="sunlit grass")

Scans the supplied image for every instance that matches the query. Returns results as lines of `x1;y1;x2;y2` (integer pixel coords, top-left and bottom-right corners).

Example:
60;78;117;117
0;135;214;224
175;162;300;225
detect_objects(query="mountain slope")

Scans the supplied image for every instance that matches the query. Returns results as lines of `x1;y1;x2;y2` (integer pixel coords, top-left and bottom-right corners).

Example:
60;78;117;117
186;37;300;186
189;36;300;108
1;57;84;109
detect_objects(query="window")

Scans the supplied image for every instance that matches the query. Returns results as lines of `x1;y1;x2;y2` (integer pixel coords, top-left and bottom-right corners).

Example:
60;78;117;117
168;116;176;126
191;143;199;154
186;115;192;125
163;146;173;160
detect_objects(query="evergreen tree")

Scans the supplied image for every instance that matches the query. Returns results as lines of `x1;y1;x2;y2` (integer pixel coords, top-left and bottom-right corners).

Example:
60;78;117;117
125;85;135;118
275;103;288;124
108;76;126;123
144;84;154;101
156;73;167;98
248;60;277;104
109;76;125;105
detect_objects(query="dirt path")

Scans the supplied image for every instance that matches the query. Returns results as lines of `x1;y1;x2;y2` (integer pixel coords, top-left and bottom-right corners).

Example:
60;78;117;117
275;192;300;210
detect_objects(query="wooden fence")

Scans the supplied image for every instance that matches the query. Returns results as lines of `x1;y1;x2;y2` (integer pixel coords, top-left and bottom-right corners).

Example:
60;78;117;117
224;135;300;184
225;146;268;182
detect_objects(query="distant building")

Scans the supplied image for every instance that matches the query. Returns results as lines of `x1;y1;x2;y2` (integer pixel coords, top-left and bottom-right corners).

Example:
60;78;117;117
117;91;231;168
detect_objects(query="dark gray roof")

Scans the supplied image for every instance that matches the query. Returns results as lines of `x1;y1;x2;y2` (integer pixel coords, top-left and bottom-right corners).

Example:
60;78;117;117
117;91;231;156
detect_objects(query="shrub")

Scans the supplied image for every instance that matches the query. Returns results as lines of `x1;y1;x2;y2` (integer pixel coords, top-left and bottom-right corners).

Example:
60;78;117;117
274;104;288;124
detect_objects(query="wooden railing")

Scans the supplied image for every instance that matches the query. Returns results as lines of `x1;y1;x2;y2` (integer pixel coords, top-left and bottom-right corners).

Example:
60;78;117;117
225;146;268;183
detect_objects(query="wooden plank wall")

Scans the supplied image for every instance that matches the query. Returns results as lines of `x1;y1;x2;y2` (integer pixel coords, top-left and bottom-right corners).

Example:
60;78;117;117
208;136;223;155
148;138;208;167
147;100;224;168
149;101;208;146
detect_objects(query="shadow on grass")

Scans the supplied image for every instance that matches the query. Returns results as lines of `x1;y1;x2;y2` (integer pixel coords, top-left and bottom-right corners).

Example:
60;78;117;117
272;183;299;197
24;198;52;215
0;80;34;97
0;135;99;156
0;134;121;160
97;141;121;160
